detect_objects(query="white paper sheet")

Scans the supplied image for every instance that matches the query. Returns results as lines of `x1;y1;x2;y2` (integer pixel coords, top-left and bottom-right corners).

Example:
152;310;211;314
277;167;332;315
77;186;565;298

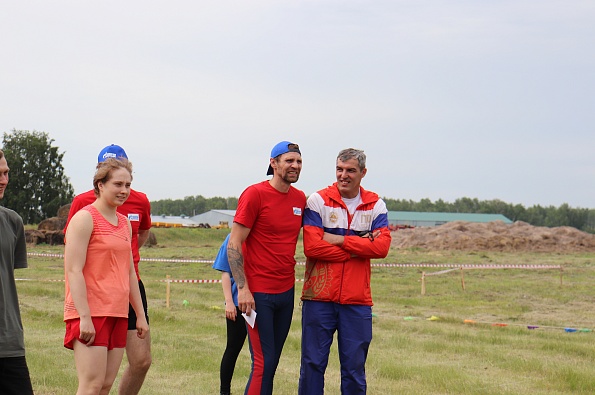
242;310;257;328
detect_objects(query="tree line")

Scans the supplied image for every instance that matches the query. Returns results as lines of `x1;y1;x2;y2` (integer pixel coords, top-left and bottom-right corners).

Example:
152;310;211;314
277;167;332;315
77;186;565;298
383;197;595;232
150;195;238;218
2;130;74;224
150;195;595;233
2;130;594;232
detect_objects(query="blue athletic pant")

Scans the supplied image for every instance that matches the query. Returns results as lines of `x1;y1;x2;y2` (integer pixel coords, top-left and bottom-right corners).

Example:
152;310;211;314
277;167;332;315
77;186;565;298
245;287;295;395
298;300;372;395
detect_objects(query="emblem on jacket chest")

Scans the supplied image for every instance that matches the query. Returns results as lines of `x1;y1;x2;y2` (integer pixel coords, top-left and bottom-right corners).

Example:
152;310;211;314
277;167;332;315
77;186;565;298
329;212;338;223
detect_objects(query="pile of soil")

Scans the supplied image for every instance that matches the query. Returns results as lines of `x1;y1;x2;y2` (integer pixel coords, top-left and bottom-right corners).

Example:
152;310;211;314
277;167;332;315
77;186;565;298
25;204;70;245
391;221;595;252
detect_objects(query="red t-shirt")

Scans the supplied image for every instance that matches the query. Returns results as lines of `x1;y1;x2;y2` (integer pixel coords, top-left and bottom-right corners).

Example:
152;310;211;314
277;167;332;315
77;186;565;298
234;181;306;294
64;189;151;280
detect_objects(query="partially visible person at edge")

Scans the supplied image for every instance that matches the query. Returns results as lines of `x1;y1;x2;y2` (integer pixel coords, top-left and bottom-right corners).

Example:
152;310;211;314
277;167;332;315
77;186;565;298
227;141;306;395
213;233;247;395
64;144;152;395
0;149;35;395
298;148;391;395
64;157;149;394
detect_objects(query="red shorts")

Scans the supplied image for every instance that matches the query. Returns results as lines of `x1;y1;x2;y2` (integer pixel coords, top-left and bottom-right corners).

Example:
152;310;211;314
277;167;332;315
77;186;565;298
64;316;128;350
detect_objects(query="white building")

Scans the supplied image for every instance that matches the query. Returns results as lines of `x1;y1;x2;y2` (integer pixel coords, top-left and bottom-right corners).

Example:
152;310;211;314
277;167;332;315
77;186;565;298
191;210;236;227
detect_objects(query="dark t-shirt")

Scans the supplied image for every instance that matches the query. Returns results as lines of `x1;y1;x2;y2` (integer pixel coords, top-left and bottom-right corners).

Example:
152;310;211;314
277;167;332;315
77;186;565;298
0;206;28;358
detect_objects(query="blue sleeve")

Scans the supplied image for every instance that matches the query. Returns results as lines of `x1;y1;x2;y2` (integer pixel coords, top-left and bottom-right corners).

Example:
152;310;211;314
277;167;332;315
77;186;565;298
211;234;231;275
303;207;322;228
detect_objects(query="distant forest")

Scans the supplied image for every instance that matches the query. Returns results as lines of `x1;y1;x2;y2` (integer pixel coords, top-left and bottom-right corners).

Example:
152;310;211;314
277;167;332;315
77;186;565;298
150;196;595;233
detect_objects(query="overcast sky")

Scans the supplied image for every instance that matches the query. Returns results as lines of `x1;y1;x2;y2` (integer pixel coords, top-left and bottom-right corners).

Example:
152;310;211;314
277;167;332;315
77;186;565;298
1;1;594;209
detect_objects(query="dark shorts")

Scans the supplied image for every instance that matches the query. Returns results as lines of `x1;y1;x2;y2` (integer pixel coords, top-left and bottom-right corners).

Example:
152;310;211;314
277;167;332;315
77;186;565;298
64;316;128;350
0;356;34;395
128;279;150;330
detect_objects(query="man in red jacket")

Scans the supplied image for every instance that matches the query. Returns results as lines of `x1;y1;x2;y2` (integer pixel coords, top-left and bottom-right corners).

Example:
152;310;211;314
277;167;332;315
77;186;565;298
64;144;152;395
298;148;391;395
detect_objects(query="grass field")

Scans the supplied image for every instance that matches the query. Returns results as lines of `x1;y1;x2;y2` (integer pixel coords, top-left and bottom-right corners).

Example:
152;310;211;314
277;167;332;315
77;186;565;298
18;228;595;394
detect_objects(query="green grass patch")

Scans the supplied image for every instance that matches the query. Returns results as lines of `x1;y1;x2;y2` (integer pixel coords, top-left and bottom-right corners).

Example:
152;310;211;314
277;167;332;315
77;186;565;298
18;229;595;394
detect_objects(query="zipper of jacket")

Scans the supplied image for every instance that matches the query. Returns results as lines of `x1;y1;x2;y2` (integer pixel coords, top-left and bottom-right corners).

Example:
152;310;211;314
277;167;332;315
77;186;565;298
338;203;353;305
338;198;372;303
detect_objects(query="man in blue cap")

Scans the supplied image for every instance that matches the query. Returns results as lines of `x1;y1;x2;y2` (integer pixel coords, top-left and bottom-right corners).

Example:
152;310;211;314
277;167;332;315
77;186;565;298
64;144;152;395
227;141;306;395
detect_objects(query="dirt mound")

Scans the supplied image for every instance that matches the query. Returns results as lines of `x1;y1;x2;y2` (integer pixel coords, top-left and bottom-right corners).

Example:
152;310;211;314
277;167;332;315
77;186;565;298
57;203;71;219
391;220;595;252
38;217;66;231
25;229;65;245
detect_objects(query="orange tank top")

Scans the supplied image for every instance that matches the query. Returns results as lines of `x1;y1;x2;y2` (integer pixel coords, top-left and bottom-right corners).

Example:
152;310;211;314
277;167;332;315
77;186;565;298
64;205;132;320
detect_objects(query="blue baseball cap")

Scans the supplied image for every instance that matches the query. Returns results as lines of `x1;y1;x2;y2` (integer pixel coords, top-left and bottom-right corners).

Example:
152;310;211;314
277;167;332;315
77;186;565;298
267;141;301;175
98;144;128;163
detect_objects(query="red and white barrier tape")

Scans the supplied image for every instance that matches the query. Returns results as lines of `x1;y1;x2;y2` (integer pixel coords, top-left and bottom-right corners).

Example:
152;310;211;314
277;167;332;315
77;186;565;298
160;279;221;283
423;268;460;277
26;253;561;269
16;278;305;283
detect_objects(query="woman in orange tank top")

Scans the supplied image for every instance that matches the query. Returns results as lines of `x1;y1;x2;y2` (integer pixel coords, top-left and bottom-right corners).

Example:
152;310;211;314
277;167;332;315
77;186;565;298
64;158;149;394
